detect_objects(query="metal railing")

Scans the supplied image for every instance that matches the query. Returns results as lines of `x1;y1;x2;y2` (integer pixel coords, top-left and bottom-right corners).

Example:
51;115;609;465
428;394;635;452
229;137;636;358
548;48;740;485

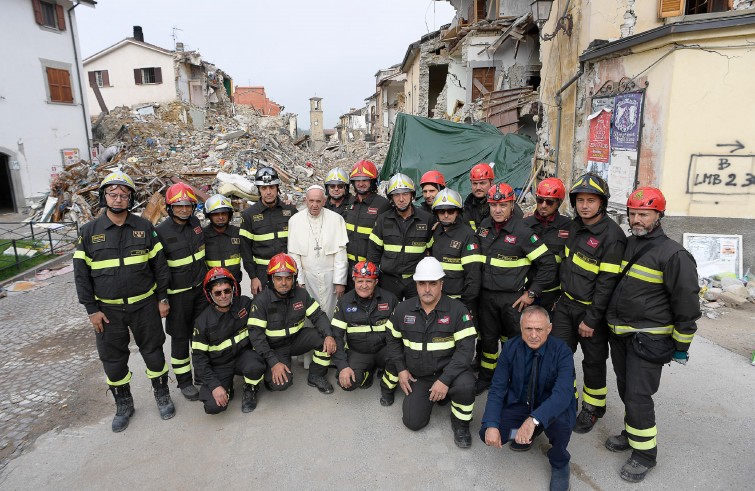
0;221;79;277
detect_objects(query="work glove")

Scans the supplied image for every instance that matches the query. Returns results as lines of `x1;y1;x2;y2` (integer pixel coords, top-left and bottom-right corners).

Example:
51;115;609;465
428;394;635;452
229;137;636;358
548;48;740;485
672;350;688;366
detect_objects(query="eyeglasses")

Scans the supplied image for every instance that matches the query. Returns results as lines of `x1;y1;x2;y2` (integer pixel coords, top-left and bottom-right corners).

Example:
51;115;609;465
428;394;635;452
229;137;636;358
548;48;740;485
105;192;130;201
437;210;458;215
328;184;346;189
211;288;233;297
536;197;558;206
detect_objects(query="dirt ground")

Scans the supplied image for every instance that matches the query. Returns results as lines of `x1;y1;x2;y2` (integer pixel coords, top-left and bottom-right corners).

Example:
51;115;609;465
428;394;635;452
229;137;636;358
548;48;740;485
696;301;755;361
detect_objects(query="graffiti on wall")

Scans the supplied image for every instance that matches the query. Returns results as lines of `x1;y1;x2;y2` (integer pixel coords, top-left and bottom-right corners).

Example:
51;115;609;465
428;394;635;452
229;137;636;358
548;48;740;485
687;152;755;195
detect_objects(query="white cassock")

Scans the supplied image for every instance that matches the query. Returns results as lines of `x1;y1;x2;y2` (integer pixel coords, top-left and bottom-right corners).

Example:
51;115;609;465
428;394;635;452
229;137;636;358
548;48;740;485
287;207;349;319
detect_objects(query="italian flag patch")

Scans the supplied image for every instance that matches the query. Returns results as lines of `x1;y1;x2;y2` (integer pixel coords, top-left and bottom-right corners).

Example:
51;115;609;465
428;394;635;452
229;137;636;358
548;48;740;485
462;314;470;322
530;234;540;243
466;243;478;250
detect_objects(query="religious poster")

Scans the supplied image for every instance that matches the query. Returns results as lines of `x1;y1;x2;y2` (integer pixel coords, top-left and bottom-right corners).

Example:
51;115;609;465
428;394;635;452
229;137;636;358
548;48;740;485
611;92;643;151
587;108;611;163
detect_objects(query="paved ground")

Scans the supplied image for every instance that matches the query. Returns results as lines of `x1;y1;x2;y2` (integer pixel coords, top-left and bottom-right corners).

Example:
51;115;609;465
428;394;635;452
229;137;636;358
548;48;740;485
0;269;754;490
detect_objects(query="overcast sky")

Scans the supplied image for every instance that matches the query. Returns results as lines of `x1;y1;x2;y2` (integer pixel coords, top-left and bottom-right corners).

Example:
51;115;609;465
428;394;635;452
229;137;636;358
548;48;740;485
76;1;456;129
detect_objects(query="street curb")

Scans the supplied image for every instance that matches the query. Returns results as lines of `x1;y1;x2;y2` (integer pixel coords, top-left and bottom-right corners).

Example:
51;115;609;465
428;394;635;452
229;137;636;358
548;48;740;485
0;252;75;288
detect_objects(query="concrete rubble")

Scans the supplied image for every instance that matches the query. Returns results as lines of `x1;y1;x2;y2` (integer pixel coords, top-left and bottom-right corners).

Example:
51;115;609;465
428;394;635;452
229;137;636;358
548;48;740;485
699;275;753;318
28;101;390;225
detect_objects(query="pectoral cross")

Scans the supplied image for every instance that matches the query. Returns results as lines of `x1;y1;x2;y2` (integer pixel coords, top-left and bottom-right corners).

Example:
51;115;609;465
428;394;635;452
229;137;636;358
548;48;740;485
314;243;322;257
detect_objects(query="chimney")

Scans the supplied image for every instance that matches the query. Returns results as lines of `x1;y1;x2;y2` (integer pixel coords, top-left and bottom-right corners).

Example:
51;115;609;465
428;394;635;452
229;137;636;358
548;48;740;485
175;42;184;52
133;26;144;42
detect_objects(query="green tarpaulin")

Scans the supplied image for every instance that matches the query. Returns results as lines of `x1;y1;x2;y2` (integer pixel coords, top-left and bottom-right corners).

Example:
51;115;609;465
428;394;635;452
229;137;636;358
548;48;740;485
380;113;535;199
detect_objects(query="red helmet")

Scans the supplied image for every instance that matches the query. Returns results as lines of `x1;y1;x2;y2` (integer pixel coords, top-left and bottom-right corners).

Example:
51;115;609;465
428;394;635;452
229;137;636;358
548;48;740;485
627;187;666;213
166;182;198;206
487;183;515;203
536;177;566;200
203;267;238;304
420;170;446;189
349;160;379;180
352;261;380;279
470;163;494;181
267;252;298;276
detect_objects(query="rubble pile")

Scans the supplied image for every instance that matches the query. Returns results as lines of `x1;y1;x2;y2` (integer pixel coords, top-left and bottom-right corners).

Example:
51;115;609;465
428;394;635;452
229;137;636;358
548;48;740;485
699;274;754;319
31;102;389;224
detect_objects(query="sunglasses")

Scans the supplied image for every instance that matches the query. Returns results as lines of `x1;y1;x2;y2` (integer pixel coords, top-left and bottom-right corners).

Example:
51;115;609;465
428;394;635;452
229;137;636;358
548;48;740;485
437;210;458;215
328;184;346;189
211;288;233;297
536;197;558;206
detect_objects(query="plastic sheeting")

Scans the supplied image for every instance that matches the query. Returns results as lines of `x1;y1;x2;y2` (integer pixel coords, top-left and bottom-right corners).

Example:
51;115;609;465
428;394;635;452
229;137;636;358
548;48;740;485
380;113;535;198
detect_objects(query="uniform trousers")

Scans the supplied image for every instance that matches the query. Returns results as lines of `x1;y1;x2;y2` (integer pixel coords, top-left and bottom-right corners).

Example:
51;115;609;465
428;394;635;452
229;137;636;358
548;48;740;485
477;289;522;382
265;328;330;391
339;346;397;394
402;370;476;431
166;285;206;387
199;349;266;414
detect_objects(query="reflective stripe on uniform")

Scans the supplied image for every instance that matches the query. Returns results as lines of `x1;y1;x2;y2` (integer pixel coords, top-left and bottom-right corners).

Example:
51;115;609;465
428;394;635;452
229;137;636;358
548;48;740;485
191;330;249;352
402;338;455;352
252;231;288;242
599;261;621;274
347;253;366;263
244;374;263;385
369;233;384;247
346;224;373;236
106;371;132;386
249;317;267;328
451;401;474;421
386;321;402;338
582;386;607;407
347;325;386;333
572;253;599;274
621;261;663;283
454;326;477;342
206;257;241;267
239;228;253;240
145;363;169;379
253;257;270;266
564;291;592;305
489;256;531;268
167;248;206;268
608;324;673;335
441;262;463;271
672;329;694;344
382;369;398;389
96;284;156;305
461;254;485;265
312;349;330;366
331;318;348;330
384;243;426;254
526;243;548;262
306;301;320;317
542;285;561;293
266;320;304;337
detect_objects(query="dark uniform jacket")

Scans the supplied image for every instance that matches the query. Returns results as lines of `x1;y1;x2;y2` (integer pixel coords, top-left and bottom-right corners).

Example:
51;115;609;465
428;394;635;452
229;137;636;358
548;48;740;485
345;193;391;264
325;194;353;217
239;199;298;279
203;223;243;283
191;295;253;391
523;212;572;298
247;286;332;366
156;215;207;293
430;221;483;309
74;213;170;314
386;295;476;386
463;194;523;231
330;287;399;371
477;216;557;296
606;226;700;352
481;335;576;431
367;206;434;278
559;214;627;328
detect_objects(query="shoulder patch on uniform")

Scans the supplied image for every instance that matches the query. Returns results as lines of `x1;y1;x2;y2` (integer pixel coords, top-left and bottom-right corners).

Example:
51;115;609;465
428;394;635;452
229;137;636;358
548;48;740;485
346;306;358;313
378;303;389;311
253;214;264;222
133;230;145;239
92;234;105;243
450;240;461;249
403;315;416;324
466;243;478;250
152;231;158;238
282;210;292;216
416;224;427;231
293;301;304;311
504;235;517;244
77;236;83;244
462;314;471;322
238;308;248;318
438;316;450;324
231;237;241;244
586;237;600;248
478;228;489;238
367;207;378;214
558;230;569;238
530;234;540;243
194;226;202;235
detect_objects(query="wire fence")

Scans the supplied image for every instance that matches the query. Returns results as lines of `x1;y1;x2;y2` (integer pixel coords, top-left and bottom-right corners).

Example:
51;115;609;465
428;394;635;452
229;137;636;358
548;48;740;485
0;222;79;278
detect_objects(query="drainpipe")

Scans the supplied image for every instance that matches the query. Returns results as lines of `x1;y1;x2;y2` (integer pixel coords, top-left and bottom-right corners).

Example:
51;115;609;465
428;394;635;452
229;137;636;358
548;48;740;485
553;63;583;177
67;1;92;154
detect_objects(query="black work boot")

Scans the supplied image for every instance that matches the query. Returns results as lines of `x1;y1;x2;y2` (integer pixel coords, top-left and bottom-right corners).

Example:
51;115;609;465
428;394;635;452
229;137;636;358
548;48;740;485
241;384;257;413
605;432;631;452
180;384;199;401
109;384;135;433
307;373;334;394
152;375;176;420
451;416;472;449
621;456;653;483
573;405;599;434
379;389;395;407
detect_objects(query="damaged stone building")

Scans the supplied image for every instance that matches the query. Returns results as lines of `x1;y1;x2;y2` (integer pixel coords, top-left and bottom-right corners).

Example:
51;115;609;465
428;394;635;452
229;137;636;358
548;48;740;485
82;26;232;114
535;0;755;268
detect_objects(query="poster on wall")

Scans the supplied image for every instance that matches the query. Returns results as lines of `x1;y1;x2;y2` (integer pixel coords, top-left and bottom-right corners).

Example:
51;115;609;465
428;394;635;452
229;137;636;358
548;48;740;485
611;93;643;151
61;148;80;167
587;108;611;163
682;233;743;279
607;151;637;206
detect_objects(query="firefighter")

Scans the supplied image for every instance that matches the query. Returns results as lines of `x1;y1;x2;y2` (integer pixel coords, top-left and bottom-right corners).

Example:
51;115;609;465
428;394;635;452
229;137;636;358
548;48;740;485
604;187;700;483
247;253;336;394
73;171;175;432
344;160;391;273
551;173;627;434
203;194;243;283
367;173;434;300
386;257;477;448
475;183;557;395
155;182;207;401
463;163;495;232
331;261;400;406
429;188;482;314
522;178;572;312
324;167;352;217
192;268;266;414
239;166;298;295
419;170;446;214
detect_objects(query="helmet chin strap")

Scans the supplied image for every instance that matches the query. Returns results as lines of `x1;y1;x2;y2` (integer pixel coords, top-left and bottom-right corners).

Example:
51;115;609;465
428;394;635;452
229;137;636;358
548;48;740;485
107;206;128;214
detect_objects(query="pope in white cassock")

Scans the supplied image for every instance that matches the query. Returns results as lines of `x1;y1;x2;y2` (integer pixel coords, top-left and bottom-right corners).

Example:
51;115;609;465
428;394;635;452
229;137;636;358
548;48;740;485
288;185;349;319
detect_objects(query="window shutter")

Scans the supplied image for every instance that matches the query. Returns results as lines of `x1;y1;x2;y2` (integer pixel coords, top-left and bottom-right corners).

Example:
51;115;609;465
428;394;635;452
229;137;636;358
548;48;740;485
60;69;73;102
154;67;163;84
47;67;60;101
102;70;110;87
56;4;66;30
32;0;44;25
88;71;96;87
134;68;142;85
658;0;685;17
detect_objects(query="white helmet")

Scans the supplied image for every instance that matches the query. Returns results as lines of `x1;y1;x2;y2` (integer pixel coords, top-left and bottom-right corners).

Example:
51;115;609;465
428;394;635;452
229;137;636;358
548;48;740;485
413;257;445;281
